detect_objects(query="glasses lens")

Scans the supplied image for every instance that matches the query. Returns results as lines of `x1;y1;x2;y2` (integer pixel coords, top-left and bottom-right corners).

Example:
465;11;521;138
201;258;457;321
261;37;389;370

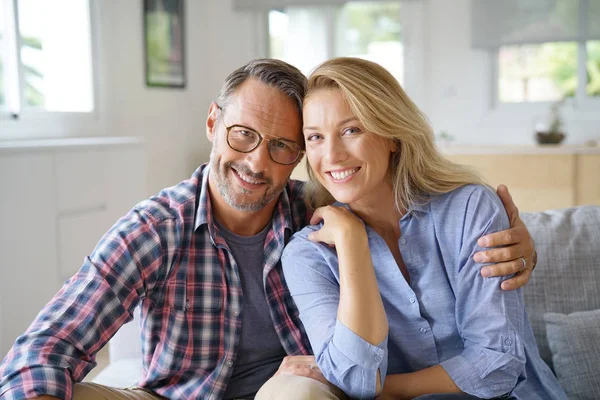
228;127;259;152
269;139;301;165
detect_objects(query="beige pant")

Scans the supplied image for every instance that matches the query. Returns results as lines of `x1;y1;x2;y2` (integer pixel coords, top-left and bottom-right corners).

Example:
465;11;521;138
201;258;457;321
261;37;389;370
255;374;345;400
73;383;163;400
73;375;344;400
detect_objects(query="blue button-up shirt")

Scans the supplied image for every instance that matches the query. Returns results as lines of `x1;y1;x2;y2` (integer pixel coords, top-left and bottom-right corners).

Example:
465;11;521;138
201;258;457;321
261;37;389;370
282;184;566;399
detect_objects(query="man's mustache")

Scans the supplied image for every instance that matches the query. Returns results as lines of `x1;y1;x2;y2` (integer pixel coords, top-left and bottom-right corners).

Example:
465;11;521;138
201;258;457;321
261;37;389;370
226;161;271;184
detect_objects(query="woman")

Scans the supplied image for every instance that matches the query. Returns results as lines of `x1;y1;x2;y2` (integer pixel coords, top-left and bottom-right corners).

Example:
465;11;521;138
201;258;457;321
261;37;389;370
280;58;565;399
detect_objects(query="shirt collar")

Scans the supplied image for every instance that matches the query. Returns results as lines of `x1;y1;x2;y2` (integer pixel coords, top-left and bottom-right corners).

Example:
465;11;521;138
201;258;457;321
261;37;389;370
408;200;430;215
332;198;430;218
194;163;212;231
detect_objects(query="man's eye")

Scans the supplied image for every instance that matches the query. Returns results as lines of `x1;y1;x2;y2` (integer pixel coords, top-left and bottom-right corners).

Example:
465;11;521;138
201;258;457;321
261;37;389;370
273;141;288;149
235;129;253;137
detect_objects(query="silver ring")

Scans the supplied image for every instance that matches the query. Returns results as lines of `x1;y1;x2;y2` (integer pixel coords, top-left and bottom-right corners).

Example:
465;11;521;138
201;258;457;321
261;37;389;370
519;257;527;270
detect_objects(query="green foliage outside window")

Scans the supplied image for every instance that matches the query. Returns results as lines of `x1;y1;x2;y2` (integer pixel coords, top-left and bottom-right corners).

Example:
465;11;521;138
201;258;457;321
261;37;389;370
538;42;577;97
587;41;600;96
21;35;44;107
537;41;600;97
503;41;600;101
337;2;402;55
0;34;45;108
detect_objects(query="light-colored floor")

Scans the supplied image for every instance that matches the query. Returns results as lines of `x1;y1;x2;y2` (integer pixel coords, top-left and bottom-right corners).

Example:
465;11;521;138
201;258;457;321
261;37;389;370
84;346;110;382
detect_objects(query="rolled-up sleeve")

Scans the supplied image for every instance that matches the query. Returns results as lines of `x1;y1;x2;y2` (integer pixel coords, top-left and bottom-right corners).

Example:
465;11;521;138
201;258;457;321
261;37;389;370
282;231;387;399
440;186;527;398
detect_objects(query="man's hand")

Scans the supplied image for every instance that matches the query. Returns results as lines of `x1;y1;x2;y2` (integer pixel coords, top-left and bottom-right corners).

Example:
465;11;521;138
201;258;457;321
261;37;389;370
474;185;537;291
274;356;330;386
274;356;347;398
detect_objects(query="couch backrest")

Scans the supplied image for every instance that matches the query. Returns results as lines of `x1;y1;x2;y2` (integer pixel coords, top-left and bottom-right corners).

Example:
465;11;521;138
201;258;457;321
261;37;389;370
521;205;600;368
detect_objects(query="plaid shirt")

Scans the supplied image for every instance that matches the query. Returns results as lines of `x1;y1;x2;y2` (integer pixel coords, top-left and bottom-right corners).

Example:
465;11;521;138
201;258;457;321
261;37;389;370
0;164;312;400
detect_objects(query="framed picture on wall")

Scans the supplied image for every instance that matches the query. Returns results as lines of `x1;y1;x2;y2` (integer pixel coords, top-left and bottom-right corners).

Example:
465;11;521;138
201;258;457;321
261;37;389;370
143;0;186;88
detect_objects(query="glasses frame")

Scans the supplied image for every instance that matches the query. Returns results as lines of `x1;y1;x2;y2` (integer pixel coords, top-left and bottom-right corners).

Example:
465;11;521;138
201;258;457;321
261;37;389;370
218;107;305;166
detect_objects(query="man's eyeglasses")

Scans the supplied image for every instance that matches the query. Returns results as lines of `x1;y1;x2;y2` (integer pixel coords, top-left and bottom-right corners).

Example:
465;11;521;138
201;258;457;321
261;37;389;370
218;107;304;166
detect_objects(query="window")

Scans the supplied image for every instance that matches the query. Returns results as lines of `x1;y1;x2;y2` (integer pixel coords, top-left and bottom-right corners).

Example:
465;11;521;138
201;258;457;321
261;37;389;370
471;0;600;105
268;1;403;84
0;0;94;118
498;41;600;103
335;2;403;83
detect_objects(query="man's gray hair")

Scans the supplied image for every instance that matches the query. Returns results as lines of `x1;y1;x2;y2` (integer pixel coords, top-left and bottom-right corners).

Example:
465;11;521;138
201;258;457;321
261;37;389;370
216;58;307;115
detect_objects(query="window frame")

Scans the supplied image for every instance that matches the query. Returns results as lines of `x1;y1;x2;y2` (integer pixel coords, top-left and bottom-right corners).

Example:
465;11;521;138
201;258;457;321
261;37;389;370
0;0;103;140
262;0;423;99
492;40;600;111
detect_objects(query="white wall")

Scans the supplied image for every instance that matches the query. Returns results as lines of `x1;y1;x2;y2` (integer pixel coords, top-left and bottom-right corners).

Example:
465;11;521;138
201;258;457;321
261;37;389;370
98;0;265;196
0;140;146;359
419;0;599;146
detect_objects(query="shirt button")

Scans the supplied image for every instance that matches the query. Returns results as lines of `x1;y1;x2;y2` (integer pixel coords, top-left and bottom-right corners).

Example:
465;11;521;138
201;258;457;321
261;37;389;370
400;238;407;245
420;327;427;333
233;309;240;317
504;338;513;346
226;359;234;367
409;297;416;304
374;355;382;362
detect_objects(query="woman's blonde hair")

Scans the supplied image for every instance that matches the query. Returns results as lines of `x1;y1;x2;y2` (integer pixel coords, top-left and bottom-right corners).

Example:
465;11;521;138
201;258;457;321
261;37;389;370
303;57;484;211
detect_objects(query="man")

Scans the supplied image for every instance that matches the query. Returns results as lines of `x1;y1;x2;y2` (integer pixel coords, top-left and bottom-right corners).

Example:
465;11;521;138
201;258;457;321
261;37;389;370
0;59;536;400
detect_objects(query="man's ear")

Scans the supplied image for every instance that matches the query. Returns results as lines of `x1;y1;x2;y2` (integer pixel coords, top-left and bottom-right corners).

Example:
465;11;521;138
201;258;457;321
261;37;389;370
206;102;220;142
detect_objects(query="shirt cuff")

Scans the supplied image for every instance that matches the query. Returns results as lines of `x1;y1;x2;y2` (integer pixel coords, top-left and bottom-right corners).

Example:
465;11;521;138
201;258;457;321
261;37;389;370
325;319;388;398
0;366;74;400
332;319;387;369
440;347;521;399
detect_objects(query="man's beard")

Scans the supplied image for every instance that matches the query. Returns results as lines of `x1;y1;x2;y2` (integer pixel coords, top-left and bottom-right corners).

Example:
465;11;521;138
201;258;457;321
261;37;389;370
209;155;286;212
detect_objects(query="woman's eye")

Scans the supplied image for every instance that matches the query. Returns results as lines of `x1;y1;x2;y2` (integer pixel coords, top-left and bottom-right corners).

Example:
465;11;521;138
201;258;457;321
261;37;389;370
342;127;361;136
306;133;322;141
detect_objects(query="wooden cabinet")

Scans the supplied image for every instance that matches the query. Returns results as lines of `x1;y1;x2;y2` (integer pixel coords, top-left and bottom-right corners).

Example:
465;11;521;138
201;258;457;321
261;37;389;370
0;138;145;358
444;153;576;212
443;148;600;212
577;154;600;206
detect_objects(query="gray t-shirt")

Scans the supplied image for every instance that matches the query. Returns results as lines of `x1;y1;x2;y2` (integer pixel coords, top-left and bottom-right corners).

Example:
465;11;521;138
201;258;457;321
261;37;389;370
220;222;287;399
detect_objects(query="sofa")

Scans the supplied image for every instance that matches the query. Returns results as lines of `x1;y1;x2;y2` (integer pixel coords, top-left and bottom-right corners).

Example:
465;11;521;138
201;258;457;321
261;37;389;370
92;205;600;399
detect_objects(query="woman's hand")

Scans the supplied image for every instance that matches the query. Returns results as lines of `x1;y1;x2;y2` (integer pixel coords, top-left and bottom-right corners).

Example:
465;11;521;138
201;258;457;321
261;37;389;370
308;205;366;247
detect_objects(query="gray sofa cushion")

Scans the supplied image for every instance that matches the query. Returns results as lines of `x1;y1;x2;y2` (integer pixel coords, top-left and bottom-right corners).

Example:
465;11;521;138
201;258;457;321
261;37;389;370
520;206;600;369
544;309;600;400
